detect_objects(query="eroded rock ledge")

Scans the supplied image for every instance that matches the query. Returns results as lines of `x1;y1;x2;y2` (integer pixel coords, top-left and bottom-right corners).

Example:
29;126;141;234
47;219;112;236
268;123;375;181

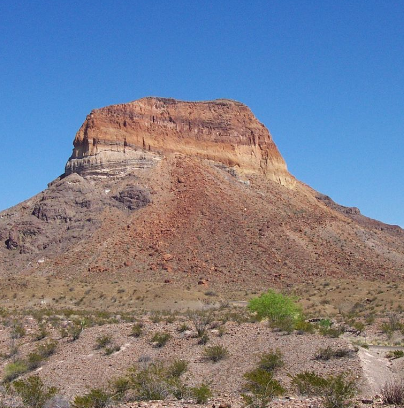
65;97;294;186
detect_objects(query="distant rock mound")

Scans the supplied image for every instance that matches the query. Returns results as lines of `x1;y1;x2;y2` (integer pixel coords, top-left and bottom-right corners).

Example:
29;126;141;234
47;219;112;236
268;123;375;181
65;97;294;186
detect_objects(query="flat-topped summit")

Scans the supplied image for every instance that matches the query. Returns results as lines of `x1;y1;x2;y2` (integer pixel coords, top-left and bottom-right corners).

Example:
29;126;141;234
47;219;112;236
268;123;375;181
65;97;294;186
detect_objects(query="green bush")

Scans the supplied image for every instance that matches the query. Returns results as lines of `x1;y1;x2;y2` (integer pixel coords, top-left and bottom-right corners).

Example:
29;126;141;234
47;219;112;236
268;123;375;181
257;350;283;372
95;335;112;349
36;340;57;358
27;352;44;371
3;360;29;382
315;346;351;361
242;368;285;408
319;319;332;329
110;377;130;401
319;326;343;338
322;374;357;408
386;350;404;359
104;345;120;355
290;371;328;396
151;332;171;348
167;359;188;378
13;375;57;408
191;383;212;404
10;321;26;339
197;333;209;345
69;323;83;341
203;345;228;362
291;371;356;407
34;324;48;341
130;322;143;337
294;319;315;333
248;289;302;331
128;361;185;400
73;388;110;408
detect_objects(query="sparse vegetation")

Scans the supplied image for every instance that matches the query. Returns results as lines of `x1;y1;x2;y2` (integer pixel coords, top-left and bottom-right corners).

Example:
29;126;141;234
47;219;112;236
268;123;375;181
127;360;188;400
381;380;404;406
95;334;112;349
191;383;212;404
3;360;29;382
315;346;352;361
321;373;357;408
290;371;328;396
13;375;57;408
203;345;228;362
248;289;302;332
73;388;110;408
130;322;143;337
257;350;284;372
188;310;213;337
151;332;171;347
386;349;404;359
242;368;285;408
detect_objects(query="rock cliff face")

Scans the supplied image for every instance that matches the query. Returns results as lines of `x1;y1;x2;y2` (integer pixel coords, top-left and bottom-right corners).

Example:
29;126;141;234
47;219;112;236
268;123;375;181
65;97;294;186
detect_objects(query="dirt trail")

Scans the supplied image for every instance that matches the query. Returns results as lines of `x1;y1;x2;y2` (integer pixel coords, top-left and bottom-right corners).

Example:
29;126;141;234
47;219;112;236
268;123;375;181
358;346;402;395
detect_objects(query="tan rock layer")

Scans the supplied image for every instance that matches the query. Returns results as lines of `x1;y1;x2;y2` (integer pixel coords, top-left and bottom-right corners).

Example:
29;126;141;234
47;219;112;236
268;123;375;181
65;97;294;186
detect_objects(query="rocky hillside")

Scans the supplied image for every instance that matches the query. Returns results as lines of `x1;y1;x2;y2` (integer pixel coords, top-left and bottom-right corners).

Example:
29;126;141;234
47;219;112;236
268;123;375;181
0;97;403;300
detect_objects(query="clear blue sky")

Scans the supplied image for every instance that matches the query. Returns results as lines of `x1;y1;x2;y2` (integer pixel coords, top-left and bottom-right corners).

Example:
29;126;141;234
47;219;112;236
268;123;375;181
1;1;403;227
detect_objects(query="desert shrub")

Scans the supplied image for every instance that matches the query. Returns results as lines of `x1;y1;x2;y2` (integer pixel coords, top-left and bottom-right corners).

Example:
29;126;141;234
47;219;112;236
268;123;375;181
110;377;130;401
69;323;83;341
27;352;44;371
3;360;28;382
36;340;57;358
128;361;186;400
248;289;302;332
104;345;120;355
13;375;57;408
294;319;315;333
26;341;57;371
191;383;212;404
319;319;332;329
386;349;404;359
95;335;112;349
242;368;285;408
164;312;176;324
257;350;283;372
10;321;26;339
34;324;48;341
177;323;190;333
381;380;404;405
203;345;228;362
167;359;188;378
130;323;143;337
73;388;110;408
290;371;328;396
151;332;171;348
188;310;213;337
321;374;357;408
351;321;365;333
319;326;343;338
314;346;351;361
197;333;209;345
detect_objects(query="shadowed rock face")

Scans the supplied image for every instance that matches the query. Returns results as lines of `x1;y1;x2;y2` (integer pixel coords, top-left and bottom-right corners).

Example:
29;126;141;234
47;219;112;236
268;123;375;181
65;97;294;186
